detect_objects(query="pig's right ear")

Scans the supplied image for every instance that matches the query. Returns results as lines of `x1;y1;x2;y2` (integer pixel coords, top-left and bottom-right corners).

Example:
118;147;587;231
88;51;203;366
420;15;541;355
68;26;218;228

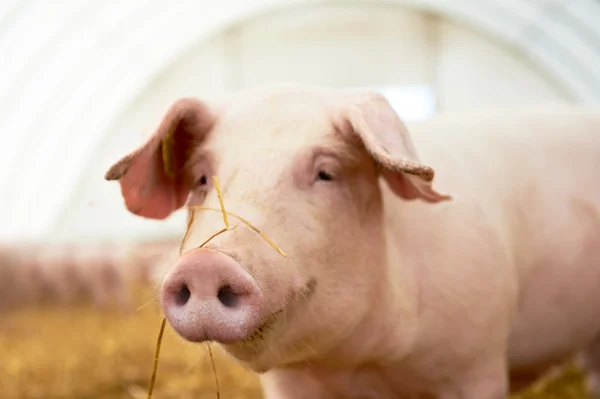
335;92;451;203
104;98;217;220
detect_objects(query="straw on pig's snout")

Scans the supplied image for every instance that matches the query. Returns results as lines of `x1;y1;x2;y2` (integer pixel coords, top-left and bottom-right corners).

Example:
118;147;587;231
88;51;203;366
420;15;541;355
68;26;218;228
146;176;287;399
186;206;287;257
213;176;230;229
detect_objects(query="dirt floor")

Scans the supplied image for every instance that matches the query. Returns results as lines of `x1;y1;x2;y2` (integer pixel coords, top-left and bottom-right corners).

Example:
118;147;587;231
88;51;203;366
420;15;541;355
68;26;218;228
0;283;591;399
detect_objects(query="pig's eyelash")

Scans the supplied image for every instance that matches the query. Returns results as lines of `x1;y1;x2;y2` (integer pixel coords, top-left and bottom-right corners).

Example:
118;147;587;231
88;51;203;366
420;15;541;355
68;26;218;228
313;160;338;182
192;174;211;191
136;295;160;313
317;170;334;181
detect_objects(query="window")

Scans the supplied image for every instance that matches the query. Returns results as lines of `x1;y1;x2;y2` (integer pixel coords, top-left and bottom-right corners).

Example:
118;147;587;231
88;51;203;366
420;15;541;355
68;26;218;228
344;85;437;122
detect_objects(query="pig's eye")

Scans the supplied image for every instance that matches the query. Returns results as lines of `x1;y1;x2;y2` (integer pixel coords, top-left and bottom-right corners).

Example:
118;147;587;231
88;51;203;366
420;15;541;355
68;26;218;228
198;175;207;186
317;170;334;182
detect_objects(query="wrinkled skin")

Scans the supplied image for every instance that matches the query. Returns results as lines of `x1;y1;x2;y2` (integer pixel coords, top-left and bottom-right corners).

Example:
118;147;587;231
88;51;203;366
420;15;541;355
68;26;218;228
106;83;600;399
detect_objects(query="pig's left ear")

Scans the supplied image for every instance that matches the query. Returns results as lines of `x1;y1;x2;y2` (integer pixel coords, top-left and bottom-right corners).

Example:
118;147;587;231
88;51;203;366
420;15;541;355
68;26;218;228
335;92;451;203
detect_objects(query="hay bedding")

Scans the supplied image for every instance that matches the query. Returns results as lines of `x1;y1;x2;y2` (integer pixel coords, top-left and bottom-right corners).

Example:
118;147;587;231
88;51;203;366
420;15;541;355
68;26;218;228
0;284;262;399
0;281;589;399
0;281;590;399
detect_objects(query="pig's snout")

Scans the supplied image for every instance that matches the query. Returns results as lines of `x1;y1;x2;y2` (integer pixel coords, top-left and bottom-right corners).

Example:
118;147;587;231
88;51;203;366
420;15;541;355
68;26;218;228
160;248;265;344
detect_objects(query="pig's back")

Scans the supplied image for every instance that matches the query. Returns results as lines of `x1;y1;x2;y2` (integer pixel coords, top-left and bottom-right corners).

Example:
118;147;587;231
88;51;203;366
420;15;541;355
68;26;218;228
407;105;600;273
407;105;600;372
406;105;600;202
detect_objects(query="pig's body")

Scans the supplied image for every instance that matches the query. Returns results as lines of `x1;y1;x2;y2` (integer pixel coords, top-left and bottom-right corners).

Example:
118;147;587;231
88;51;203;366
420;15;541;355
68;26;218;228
106;84;600;398
260;107;600;399
408;108;600;376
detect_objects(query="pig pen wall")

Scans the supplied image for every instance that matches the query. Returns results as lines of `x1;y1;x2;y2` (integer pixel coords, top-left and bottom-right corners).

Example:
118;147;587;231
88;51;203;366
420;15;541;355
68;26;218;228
50;2;577;247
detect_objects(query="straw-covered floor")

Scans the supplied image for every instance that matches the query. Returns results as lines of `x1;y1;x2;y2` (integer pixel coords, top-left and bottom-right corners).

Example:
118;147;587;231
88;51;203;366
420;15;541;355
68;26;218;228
0;283;590;399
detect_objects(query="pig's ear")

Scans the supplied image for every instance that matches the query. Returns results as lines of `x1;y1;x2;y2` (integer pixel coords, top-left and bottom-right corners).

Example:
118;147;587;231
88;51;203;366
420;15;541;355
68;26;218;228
336;92;451;203
104;98;217;219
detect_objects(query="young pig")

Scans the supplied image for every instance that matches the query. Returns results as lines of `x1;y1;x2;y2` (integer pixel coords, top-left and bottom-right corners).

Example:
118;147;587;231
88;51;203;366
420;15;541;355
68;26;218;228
105;83;600;399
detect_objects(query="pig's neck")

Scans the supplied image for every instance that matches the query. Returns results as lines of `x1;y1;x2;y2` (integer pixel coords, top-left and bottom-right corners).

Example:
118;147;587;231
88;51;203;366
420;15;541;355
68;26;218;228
260;362;412;399
261;189;423;398
325;225;421;365
260;263;421;399
324;185;422;364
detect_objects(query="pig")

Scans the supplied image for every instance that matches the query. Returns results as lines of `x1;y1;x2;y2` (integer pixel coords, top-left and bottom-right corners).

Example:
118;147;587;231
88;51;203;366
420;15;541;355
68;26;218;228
0;241;161;313
105;83;600;399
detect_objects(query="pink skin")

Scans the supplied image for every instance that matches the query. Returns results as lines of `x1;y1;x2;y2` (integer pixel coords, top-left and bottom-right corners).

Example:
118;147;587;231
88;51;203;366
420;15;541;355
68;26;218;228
105;84;600;398
161;248;265;343
0;242;156;313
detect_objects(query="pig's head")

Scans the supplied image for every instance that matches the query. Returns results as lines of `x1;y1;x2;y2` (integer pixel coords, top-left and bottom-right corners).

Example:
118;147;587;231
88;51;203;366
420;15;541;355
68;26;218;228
105;84;449;371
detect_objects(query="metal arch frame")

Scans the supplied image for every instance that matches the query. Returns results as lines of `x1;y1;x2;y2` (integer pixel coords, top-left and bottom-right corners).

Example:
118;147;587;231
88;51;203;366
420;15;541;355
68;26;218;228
0;0;598;242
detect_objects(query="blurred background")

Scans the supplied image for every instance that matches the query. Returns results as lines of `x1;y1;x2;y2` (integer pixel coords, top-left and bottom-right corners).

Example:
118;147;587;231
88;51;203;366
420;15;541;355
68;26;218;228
0;0;599;398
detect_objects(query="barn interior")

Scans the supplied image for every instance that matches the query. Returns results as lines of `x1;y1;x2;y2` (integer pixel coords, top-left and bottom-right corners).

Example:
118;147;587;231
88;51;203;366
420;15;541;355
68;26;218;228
1;0;599;398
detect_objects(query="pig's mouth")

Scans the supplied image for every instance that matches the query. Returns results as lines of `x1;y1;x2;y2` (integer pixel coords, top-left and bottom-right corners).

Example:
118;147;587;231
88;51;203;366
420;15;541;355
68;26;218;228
230;277;317;345
238;308;284;344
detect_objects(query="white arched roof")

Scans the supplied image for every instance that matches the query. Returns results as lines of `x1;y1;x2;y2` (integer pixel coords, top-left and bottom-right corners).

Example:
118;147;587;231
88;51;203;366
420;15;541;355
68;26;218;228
1;0;599;243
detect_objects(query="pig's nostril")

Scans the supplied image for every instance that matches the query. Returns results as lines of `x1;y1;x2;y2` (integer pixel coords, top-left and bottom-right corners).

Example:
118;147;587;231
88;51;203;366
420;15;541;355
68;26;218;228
217;285;239;308
174;284;191;306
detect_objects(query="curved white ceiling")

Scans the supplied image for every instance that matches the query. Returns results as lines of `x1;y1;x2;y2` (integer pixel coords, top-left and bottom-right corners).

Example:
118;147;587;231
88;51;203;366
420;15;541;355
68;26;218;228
1;0;599;242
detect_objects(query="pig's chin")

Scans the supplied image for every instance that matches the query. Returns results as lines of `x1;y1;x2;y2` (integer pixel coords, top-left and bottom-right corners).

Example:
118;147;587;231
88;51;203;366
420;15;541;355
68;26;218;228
217;278;318;369
218;308;288;371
